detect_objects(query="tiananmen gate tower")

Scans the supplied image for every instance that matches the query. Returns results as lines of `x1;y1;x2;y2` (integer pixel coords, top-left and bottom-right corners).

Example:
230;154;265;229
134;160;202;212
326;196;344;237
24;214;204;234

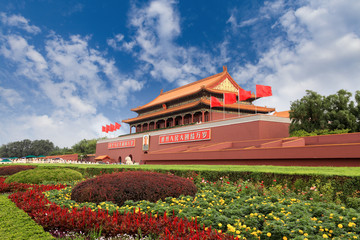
96;66;360;166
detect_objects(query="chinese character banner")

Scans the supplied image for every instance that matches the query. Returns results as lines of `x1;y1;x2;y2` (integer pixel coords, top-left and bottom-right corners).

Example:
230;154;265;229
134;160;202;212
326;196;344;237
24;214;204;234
159;129;211;144
108;139;136;149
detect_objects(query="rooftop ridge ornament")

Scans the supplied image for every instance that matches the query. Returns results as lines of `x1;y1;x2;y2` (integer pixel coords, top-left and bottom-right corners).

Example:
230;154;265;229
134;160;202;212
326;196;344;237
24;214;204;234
223;65;227;72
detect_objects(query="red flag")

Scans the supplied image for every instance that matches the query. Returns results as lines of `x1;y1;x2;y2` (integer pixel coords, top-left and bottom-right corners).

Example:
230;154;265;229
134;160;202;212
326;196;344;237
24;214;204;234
110;123;115;132
115;122;121;130
210;96;222;108
102;126;105;132
105;125;109;133
256;85;272;98
239;88;252;101
224;92;237;104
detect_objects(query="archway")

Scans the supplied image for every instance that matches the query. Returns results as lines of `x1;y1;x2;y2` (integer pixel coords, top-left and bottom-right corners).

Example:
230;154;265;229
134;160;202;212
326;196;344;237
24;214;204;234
149;122;155;130
175;116;182;126
166;117;174;128
130;126;136;134
156;119;165;129
184;113;192;125
143;123;148;131
193;111;202;123
204;111;210;122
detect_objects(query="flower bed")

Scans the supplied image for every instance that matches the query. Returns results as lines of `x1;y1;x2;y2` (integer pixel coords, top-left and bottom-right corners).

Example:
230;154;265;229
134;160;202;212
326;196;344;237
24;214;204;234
2;177;235;239
46;177;360;239
2;173;360;239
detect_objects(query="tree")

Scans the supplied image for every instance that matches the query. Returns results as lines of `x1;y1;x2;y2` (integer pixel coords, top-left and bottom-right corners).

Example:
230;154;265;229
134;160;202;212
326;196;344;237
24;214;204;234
72;138;98;155
31;140;55;156
290;89;360;134
290;90;327;133
325;90;357;131
0;139;55;157
352;91;360;132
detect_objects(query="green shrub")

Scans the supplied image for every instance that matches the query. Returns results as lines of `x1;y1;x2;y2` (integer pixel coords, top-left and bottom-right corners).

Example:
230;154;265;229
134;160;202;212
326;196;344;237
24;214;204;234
4;168;83;184
290;128;350;137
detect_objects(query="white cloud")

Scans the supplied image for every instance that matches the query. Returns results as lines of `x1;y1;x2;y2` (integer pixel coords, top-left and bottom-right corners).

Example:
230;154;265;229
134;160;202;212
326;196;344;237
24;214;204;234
0;12;41;34
231;0;360;112
0;86;23;107
0;17;143;147
107;0;219;86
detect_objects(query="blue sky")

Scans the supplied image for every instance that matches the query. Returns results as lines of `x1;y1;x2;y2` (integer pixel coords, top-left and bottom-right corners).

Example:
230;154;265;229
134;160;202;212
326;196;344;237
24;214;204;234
0;0;359;148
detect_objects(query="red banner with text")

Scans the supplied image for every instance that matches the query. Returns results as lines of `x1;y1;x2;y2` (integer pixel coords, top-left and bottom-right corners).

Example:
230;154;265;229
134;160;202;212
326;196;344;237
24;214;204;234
108;139;135;149
159;129;211;144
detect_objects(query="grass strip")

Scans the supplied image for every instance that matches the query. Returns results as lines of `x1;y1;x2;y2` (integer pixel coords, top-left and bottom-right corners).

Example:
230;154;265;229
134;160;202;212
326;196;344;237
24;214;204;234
0;194;54;240
11;163;360;177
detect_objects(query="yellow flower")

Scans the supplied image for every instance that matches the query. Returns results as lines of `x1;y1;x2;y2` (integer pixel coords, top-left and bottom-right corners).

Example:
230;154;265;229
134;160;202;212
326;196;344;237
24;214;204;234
283;237;287;240
299;229;304;234
218;223;222;227
304;233;308;236
267;232;271;237
236;230;240;234
323;234;328;238
338;224;343;228
348;222;356;227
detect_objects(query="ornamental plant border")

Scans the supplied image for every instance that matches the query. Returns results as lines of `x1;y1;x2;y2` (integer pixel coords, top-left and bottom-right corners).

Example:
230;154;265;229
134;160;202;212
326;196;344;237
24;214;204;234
2;177;237;240
39;165;360;207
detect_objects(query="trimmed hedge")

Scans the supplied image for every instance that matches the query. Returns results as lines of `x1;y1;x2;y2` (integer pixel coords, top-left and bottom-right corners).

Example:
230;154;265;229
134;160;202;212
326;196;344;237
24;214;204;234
71;171;197;206
0;165;36;176
4;168;83;184
0;194;54;239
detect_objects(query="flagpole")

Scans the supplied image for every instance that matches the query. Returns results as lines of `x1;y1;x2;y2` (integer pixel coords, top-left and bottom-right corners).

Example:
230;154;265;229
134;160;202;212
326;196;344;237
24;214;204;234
238;90;240;117
210;94;212;122
223;93;225;119
255;90;257;115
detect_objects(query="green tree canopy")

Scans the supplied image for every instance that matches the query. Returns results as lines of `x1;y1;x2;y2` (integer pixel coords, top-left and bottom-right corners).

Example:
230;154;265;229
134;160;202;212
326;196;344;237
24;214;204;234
0;139;55;158
290;89;359;134
71;138;98;155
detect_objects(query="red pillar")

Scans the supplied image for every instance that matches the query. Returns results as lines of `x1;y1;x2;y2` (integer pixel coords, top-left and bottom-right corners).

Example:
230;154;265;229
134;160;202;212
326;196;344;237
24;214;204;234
191;114;194;123
182;116;184;125
202;111;205;122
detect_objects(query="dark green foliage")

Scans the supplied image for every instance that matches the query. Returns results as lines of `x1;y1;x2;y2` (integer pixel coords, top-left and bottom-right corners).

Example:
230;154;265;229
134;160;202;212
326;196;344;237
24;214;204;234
0;165;36;176
72;138;98;155
4;168;83;184
325;89;357;130
290;90;328;133
290;89;359;134
49;146;74;156
0;139;55;158
71;171;197;206
290;128;350;137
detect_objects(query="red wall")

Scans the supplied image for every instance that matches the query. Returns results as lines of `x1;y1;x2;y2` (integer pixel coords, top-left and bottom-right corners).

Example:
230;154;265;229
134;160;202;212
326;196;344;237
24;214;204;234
96;117;290;164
